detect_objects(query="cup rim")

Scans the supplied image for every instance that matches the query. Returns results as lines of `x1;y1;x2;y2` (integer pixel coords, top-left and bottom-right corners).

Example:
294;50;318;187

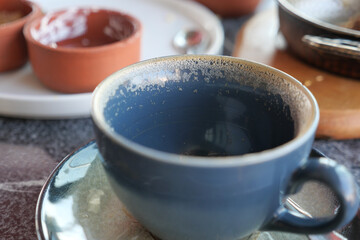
91;55;319;167
23;6;142;53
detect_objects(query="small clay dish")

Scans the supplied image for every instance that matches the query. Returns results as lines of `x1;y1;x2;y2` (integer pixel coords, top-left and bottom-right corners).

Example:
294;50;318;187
194;0;261;18
23;7;142;93
0;0;42;72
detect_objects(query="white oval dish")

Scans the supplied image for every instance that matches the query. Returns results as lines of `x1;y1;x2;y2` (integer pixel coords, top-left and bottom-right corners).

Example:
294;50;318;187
0;0;224;119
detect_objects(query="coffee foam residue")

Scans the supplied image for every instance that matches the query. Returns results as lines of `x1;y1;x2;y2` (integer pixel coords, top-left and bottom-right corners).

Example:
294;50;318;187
97;56;315;137
228;62;314;137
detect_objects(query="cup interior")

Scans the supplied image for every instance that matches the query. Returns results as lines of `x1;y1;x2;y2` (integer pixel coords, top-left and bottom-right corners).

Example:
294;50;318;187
93;56;317;158
29;8;137;48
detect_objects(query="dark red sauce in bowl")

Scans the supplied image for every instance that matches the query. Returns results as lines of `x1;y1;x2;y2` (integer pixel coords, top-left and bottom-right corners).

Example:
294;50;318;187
32;8;136;48
23;7;142;93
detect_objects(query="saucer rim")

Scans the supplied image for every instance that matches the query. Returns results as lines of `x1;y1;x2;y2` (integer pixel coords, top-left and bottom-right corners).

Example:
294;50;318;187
35;140;96;240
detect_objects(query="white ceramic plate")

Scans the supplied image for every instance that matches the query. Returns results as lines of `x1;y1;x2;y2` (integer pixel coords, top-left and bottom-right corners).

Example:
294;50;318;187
0;0;224;119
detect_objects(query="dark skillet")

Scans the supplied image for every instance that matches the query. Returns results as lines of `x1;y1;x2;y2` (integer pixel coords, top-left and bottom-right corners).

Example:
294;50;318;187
277;0;360;78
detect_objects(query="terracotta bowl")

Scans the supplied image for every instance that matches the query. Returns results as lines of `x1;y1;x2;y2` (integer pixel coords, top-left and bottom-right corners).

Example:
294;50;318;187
194;0;261;18
0;0;42;72
23;7;142;93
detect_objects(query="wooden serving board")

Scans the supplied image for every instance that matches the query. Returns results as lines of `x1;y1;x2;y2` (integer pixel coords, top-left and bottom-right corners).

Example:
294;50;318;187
233;8;360;140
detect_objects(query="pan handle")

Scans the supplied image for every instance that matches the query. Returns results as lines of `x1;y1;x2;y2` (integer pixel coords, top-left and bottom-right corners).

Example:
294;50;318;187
302;35;360;60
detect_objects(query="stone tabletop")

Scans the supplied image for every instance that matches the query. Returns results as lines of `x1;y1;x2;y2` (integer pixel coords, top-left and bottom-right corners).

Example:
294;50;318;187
1;1;360;239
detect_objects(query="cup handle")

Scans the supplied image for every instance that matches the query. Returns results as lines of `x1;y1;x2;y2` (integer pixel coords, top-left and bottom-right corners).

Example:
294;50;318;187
263;156;359;234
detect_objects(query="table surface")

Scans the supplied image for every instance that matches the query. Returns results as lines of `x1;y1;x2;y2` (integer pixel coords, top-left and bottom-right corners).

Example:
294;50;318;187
1;0;360;239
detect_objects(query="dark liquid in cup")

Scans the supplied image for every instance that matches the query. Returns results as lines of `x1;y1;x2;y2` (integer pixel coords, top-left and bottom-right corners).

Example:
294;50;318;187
105;81;294;157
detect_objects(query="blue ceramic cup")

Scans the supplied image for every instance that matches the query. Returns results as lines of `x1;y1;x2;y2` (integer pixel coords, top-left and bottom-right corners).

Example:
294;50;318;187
92;55;359;240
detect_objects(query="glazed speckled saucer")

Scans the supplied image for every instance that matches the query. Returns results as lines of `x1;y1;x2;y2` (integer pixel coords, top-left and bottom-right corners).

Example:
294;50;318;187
36;141;348;240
